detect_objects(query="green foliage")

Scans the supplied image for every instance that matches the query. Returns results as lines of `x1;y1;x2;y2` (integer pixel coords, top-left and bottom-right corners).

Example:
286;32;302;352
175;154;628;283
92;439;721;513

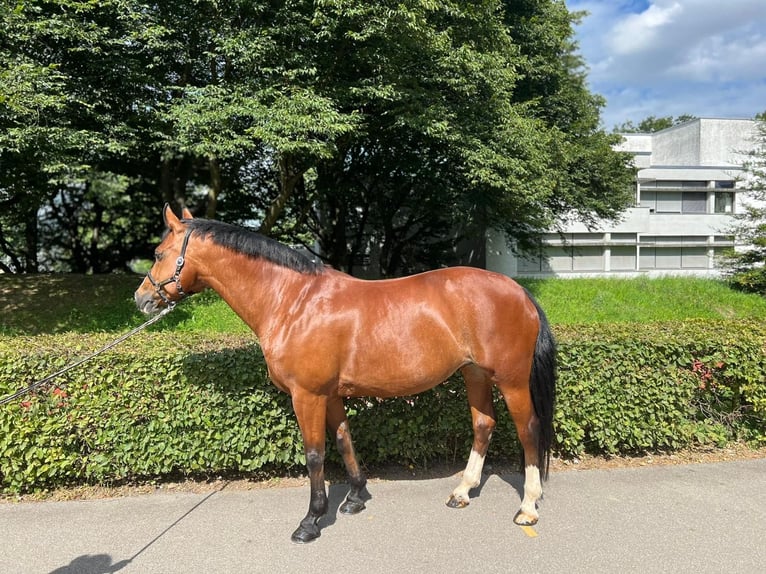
0;334;304;492
614;115;697;133
0;0;634;277
555;321;766;455
720;117;766;294
0;0;167;272
1;320;764;494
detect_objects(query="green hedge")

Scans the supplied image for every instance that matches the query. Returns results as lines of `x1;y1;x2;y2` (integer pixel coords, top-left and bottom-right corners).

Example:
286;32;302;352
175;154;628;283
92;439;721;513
554;321;766;454
1;320;764;494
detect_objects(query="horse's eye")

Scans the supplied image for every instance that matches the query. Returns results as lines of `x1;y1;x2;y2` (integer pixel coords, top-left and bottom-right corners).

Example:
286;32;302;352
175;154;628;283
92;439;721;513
154;251;164;262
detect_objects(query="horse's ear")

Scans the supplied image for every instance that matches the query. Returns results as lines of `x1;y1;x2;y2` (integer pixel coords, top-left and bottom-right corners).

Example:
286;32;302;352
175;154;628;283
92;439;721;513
162;203;184;233
181;207;194;220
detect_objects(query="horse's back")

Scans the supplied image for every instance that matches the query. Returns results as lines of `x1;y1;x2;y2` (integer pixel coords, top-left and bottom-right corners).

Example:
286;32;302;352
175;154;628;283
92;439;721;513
400;266;536;326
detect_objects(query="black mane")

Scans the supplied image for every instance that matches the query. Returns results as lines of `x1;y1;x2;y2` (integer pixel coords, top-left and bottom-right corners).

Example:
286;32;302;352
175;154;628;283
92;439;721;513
185;218;323;275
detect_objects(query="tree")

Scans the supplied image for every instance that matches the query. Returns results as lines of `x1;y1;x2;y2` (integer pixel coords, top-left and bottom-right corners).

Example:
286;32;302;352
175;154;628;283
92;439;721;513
500;0;636;242
294;0;636;275
721;113;766;294
1;0;634;276
614;115;697;133
0;2;75;272
299;1;555;274
0;0;168;272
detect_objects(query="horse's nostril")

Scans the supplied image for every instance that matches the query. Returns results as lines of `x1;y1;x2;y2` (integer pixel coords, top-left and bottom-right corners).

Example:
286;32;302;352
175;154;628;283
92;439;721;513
134;290;159;315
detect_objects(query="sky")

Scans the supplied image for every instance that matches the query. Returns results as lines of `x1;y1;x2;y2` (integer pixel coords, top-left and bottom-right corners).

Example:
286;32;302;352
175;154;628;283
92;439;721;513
564;0;766;129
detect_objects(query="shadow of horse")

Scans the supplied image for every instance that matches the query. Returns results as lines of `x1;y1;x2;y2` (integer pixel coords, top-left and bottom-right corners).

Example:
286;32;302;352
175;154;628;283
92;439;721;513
47;485;227;574
315;464;527;539
48;554;130;574
319;482;374;531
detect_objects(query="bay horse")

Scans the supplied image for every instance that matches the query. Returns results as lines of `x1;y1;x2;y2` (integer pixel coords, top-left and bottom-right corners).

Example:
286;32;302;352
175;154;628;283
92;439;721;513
134;205;556;543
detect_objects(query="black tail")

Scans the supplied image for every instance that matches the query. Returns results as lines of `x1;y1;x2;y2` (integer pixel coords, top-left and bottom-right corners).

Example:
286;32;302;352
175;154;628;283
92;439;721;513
524;289;557;480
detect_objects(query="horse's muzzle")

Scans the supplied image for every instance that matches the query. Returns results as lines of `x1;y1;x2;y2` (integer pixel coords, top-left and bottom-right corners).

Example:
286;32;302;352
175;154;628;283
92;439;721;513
134;288;164;315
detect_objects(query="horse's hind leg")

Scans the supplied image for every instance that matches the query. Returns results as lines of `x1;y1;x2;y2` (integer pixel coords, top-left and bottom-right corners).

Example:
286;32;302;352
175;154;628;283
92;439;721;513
500;385;543;526
447;365;496;508
327;396;368;515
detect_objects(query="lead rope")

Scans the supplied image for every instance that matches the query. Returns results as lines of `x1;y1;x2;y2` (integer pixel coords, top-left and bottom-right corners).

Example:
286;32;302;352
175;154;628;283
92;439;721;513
0;304;175;407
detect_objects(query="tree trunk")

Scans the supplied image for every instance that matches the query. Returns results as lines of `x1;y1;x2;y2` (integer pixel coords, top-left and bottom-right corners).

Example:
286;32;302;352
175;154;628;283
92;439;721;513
160;157;173;205
207;155;221;219
23;207;39;273
160;156;189;213
89;202;104;273
259;154;303;236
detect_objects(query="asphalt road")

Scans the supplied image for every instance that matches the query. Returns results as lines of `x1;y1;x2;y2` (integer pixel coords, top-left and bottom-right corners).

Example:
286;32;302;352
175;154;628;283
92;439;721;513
1;458;764;574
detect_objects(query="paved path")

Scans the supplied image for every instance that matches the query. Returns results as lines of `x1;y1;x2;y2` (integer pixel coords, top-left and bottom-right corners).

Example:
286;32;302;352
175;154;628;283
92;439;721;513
1;459;764;573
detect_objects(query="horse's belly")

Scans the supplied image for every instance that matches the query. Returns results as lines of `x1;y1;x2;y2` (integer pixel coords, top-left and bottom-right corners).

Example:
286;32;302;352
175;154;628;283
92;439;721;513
334;316;470;396
337;377;450;398
337;354;464;398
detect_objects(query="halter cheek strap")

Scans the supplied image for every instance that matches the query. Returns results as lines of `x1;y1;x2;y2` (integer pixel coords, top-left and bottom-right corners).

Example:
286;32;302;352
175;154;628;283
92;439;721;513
146;228;193;306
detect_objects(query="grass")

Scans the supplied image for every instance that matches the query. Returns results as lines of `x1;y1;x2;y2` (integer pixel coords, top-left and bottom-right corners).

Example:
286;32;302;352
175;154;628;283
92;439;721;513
0;274;249;336
2;274;765;335
519;276;766;325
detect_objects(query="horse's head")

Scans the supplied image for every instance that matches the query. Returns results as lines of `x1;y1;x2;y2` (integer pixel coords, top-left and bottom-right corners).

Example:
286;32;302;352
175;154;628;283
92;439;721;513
134;204;201;314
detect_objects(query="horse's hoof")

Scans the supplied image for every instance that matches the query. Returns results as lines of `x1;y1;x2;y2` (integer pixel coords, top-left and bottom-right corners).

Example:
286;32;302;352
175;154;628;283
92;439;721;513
291;524;321;544
339;499;366;515
446;495;469;509
513;510;538;526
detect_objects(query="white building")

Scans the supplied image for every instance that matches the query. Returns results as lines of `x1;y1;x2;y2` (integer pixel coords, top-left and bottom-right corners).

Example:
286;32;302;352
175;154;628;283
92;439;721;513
486;118;760;278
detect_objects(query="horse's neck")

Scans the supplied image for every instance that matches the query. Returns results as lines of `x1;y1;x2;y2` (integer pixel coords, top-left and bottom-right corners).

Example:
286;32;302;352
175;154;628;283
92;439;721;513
199;250;308;338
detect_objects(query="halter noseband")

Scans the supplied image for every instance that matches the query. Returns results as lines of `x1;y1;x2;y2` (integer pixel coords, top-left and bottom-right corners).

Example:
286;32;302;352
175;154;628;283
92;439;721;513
146;228;193;307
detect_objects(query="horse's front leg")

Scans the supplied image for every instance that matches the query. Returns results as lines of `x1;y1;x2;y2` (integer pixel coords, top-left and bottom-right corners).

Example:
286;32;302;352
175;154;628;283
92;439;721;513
291;392;328;544
327;396;368;515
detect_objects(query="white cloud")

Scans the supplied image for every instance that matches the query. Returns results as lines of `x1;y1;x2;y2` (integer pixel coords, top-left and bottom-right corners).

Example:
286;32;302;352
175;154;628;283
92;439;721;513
608;1;683;55
565;0;766;128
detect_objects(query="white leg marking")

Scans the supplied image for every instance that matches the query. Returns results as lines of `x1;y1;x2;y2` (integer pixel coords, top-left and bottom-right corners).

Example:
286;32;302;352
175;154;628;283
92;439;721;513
519;464;542;520
448;448;486;506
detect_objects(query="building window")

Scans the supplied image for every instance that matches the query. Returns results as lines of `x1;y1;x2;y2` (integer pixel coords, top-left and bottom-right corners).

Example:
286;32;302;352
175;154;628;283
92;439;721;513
643;180;681;188
545;247;572;272
639;246;709;270
714;192;734;214
657;247;682;269
642;180;706;189
640;189;656;210
572;247;604;271
641;235;707;245
656;191;682;213
520;242;607;274
611;246;637;270
715;180;735;189
641;247;680;269
711;246;733;267
681;247;708;268
641;190;715;214
610;233;637;244
682;192;707;213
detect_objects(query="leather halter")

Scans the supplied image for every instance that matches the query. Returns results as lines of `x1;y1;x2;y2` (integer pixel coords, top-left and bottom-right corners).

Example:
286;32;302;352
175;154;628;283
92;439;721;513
146;228;193;306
